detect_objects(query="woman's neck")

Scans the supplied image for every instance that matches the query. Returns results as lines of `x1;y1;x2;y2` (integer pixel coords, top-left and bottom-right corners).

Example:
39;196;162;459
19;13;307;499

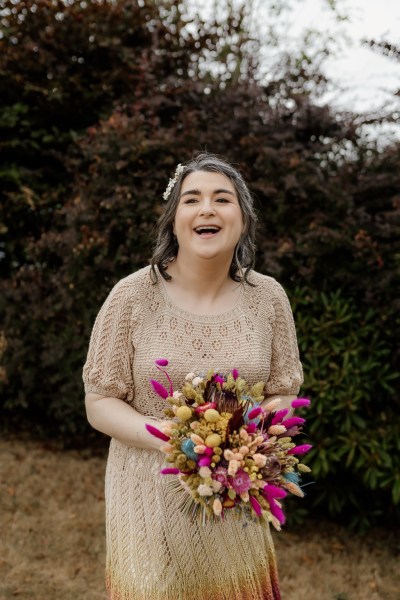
165;254;239;304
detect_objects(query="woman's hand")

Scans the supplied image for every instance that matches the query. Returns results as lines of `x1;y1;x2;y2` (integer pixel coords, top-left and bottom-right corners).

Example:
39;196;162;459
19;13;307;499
85;393;168;450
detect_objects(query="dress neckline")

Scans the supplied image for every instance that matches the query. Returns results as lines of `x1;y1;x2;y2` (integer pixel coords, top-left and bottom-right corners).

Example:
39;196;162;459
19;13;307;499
154;266;246;323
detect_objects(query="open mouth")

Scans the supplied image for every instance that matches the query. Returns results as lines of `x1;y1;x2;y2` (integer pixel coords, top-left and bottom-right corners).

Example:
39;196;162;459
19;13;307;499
194;226;221;237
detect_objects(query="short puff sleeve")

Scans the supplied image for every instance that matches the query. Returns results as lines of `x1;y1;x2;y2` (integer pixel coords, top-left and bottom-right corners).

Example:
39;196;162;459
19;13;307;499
265;280;303;397
82;278;140;402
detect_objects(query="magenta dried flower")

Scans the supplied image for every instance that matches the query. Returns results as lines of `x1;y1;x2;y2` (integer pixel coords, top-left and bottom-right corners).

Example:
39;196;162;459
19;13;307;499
248;406;263;420
271;408;289;425
150;379;169;399
246;422;257;434
232;368;239;380
212;466;229;487
287;444;312;455
269;498;286;525
231;469;252;494
291;398;311;409
250;494;263;516
263;484;287;500
155;358;169;367
145;423;170;442
282;417;305;429
160;468;180;475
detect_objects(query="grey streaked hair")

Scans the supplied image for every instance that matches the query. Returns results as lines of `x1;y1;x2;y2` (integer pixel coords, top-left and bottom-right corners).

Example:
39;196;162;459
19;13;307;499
150;152;257;284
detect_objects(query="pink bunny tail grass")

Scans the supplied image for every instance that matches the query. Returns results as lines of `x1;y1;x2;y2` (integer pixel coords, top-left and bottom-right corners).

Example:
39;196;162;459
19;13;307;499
269;498;286;525
271;408;289;425
250;495;263;516
145;423;170;442
232;368;239;380
291;398;311;409
214;375;225;385
150;379;169;399
154;358;169;367
160;468;180;475
198;456;212;467
287;444;312;455
263;484;288;500
281;417;305;429
246;422;257;434
248;406;263;420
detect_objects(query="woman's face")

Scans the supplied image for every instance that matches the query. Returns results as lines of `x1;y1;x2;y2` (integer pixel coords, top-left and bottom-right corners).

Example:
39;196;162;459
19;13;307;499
173;170;244;263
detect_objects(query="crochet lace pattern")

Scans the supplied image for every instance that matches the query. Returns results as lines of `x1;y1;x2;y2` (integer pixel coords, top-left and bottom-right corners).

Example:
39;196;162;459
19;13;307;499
83;266;303;600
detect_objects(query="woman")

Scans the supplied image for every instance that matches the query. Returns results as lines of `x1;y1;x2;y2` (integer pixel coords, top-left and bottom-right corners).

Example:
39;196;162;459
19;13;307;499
83;152;303;600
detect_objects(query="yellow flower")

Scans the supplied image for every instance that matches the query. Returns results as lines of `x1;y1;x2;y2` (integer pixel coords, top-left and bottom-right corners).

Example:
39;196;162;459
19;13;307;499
205;433;222;448
176;406;192;421
204;409;220;423
298;463;311;473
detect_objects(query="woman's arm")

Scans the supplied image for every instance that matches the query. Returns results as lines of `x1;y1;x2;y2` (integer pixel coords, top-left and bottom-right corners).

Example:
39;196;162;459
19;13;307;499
85;392;165;450
264;279;304;410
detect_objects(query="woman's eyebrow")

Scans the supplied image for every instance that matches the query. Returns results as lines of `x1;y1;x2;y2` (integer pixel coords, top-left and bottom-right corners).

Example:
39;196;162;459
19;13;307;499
180;188;235;198
180;188;201;198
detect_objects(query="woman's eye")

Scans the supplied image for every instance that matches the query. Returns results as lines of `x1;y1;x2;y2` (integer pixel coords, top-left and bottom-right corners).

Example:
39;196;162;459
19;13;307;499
184;198;198;204
216;198;229;203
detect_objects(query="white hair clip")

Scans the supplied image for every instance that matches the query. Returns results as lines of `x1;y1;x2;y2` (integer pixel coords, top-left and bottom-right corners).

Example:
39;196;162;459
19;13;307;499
163;163;185;201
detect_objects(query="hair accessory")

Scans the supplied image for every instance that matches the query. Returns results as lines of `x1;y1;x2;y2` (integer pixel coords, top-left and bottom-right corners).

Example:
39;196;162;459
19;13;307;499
163;163;185;201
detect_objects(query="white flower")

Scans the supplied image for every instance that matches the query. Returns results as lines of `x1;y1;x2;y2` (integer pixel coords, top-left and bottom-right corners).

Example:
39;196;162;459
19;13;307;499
199;466;212;478
252;453;267;468
268;425;287;435
192;376;203;387
197;484;214;497
228;459;240;477
163;164;185;201
185;372;195;381
211;480;222;493
173;391;183;400
213;498;223;516
263;398;282;412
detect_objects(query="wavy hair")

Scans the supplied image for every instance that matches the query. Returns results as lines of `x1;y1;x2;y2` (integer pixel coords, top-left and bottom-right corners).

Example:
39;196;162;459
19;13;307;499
150;152;257;284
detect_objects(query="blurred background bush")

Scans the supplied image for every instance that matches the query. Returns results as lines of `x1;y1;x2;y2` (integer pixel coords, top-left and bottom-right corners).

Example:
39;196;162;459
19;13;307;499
0;0;399;530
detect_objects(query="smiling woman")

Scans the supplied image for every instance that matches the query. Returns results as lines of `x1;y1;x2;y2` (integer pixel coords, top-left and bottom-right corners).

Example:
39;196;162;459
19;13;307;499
167;170;244;307
151;153;258;287
83;152;303;600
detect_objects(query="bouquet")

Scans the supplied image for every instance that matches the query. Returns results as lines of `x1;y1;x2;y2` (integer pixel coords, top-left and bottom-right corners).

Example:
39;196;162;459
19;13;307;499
146;359;312;530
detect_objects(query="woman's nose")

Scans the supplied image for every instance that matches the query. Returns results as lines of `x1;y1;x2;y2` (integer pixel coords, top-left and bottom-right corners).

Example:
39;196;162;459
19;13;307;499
198;200;216;215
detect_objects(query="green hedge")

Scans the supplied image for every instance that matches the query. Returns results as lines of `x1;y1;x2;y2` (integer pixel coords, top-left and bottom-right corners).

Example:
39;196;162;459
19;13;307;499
291;287;399;529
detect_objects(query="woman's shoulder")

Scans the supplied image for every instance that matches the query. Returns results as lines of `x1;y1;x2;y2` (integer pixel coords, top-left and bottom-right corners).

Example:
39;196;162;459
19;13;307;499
106;265;152;305
246;270;288;299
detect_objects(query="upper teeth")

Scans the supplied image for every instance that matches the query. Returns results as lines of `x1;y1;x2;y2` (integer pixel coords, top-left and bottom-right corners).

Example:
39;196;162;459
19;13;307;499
195;226;220;233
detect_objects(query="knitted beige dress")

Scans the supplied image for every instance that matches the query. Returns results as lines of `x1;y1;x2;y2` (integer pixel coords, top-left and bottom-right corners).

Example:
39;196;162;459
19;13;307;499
83;265;303;600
